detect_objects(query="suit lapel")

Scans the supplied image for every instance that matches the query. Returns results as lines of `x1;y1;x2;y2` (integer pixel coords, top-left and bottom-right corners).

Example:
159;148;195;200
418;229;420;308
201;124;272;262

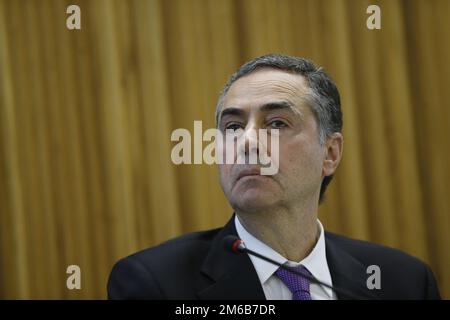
197;215;266;300
325;233;382;300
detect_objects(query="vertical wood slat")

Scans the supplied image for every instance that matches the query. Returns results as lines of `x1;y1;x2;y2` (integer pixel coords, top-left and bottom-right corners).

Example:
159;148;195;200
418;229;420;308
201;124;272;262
378;0;428;260
404;0;450;297
347;0;398;246
0;0;30;299
129;0;183;243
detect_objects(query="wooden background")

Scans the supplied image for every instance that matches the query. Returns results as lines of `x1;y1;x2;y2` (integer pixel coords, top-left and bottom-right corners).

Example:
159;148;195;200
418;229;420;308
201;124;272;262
0;0;448;299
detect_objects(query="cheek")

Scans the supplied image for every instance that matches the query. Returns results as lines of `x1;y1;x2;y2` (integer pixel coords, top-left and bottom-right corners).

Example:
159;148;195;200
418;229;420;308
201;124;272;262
278;138;324;176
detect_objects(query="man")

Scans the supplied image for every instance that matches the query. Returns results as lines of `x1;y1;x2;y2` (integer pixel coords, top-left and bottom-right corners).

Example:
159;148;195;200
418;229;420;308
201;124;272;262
107;54;441;300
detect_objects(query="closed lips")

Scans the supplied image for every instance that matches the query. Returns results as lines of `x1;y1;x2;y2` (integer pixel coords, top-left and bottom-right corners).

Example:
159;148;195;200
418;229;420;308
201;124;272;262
237;169;261;181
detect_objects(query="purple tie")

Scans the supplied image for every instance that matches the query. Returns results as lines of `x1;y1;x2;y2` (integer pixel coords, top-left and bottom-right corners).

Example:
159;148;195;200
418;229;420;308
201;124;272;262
275;265;312;300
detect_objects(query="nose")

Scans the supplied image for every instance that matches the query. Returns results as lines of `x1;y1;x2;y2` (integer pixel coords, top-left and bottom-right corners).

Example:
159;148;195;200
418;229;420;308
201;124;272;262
237;122;260;164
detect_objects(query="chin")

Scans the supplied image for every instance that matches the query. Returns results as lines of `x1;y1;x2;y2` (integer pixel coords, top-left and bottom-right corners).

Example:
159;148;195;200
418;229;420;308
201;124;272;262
231;189;281;213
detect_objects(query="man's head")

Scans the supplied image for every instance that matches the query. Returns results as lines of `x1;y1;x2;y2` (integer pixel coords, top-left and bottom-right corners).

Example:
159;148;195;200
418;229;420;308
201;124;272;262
216;54;343;213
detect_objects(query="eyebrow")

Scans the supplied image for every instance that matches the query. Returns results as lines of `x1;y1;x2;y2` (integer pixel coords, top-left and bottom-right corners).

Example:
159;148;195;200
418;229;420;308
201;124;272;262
219;107;245;121
218;101;302;124
260;101;299;115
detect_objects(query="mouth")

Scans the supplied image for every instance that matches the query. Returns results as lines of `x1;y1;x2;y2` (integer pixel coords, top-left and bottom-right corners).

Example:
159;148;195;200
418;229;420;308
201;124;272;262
236;168;263;181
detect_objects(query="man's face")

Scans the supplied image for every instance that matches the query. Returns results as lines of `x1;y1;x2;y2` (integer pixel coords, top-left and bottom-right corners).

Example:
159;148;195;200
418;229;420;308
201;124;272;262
217;68;330;213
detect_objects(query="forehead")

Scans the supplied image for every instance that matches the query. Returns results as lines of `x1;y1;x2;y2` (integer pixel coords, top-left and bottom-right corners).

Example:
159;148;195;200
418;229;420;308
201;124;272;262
223;68;310;110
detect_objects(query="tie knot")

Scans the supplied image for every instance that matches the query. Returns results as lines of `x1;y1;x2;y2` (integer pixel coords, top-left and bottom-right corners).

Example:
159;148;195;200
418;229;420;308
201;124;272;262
275;264;312;300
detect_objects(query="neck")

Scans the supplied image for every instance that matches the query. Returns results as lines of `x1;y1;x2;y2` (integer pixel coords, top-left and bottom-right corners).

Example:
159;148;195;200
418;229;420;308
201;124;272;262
236;202;319;262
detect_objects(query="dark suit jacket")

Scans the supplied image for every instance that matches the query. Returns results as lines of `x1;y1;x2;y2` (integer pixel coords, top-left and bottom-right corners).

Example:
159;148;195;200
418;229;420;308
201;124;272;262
107;216;441;300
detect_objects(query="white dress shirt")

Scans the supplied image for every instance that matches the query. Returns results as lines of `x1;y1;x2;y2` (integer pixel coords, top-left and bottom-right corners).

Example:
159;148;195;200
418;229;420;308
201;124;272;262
235;215;337;300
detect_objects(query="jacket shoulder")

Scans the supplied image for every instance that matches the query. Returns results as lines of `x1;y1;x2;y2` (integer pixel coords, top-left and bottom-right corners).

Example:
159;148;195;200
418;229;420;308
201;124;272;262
325;232;425;266
325;232;441;299
107;227;221;299
131;227;220;263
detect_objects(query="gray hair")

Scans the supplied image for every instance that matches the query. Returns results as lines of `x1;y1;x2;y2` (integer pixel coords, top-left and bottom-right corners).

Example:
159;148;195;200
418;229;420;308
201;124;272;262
215;54;343;202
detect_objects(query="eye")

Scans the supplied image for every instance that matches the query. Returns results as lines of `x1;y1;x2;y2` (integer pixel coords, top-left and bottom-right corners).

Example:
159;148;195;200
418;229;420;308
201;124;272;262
225;123;244;131
268;119;287;129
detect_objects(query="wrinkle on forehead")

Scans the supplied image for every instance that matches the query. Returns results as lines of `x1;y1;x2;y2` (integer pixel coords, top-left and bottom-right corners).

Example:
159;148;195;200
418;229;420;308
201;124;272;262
223;69;312;118
245;78;306;97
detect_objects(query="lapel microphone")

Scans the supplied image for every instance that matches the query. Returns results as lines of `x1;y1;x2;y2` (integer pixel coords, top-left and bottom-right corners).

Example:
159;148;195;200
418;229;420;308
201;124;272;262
223;235;376;300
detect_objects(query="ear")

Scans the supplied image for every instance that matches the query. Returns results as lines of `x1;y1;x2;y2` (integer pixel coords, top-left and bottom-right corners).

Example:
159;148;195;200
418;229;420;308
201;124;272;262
322;133;343;177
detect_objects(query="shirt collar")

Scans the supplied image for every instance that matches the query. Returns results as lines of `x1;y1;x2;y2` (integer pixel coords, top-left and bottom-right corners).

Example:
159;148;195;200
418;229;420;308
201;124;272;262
234;214;334;298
